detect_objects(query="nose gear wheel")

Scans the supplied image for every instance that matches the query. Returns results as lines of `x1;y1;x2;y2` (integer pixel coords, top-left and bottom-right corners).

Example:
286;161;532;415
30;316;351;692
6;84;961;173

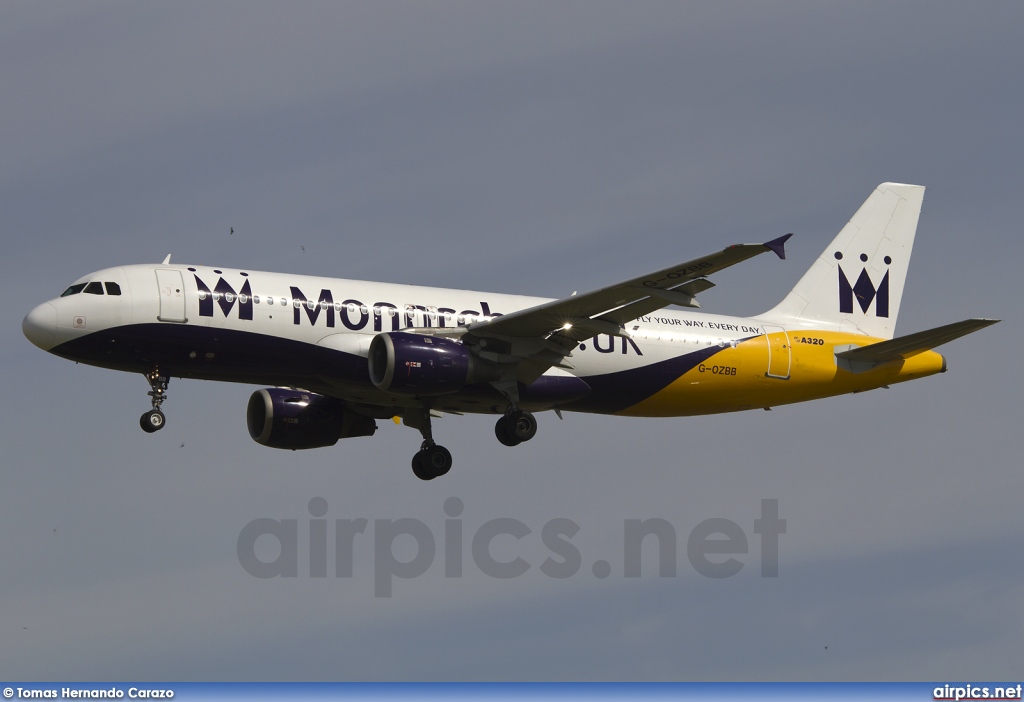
140;368;169;433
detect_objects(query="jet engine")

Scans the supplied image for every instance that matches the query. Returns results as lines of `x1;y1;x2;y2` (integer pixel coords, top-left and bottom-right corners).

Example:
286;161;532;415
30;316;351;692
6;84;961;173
246;388;377;450
368;332;500;395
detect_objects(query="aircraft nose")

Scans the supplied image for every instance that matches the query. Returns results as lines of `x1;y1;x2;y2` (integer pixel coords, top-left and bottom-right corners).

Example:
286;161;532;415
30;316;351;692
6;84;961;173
23;302;57;351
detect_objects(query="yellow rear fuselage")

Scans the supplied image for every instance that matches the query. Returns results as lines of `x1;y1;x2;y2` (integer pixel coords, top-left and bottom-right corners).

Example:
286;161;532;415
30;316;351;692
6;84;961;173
620;330;946;417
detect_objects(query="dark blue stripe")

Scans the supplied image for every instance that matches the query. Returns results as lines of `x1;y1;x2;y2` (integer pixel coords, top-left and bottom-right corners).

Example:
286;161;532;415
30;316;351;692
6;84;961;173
52;325;757;415
565;340;754;414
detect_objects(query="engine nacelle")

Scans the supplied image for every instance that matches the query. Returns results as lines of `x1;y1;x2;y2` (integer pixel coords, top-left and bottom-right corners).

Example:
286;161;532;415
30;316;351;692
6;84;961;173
246;388;377;450
368;332;500;395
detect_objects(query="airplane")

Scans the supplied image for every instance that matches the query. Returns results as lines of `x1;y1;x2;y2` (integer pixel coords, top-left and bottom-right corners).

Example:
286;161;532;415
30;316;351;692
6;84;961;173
22;183;997;480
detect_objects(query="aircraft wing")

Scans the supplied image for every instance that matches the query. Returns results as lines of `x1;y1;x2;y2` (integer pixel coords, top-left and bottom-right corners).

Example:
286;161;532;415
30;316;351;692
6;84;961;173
450;234;792;384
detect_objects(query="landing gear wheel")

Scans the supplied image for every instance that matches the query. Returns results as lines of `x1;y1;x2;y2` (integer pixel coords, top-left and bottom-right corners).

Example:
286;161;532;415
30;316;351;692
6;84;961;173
141;368;170;433
495;410;537;446
411;444;453;480
495;416;521;446
425;445;452;477
403;409;453;481
140;409;166;433
507;410;537;443
411;451;434;481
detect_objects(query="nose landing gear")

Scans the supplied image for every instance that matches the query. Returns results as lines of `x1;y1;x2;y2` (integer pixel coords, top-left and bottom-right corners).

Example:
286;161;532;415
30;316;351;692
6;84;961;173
140;369;169;433
140;409;165;433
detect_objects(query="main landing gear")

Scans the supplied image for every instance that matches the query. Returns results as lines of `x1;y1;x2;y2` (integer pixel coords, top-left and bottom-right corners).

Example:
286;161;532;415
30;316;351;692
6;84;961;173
494;408;538;447
404;409;453;481
404;405;542;480
412;442;453;481
139;368;169;434
403;405;540;480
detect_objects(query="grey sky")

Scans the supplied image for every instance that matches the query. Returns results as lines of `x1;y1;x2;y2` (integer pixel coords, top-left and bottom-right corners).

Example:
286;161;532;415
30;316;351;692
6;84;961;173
2;1;1021;681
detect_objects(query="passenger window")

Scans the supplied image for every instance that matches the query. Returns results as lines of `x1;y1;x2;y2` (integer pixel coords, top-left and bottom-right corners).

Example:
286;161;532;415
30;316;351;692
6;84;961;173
104;282;122;295
60;283;87;297
84;282;104;295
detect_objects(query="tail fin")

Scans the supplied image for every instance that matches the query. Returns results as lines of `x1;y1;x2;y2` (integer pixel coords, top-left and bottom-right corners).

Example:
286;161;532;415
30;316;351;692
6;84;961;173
760;183;925;339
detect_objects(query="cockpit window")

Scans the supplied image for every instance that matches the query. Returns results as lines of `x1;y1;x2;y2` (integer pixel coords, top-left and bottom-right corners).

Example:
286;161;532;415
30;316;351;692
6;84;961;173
60;283;87;297
105;282;122;296
84;282;104;295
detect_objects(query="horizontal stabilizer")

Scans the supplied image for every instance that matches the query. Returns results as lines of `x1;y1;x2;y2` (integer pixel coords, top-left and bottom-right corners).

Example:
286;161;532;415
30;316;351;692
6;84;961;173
836;318;999;365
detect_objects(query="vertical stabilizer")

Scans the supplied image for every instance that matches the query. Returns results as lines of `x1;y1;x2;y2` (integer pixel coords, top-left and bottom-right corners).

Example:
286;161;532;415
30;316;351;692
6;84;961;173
759;183;925;339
